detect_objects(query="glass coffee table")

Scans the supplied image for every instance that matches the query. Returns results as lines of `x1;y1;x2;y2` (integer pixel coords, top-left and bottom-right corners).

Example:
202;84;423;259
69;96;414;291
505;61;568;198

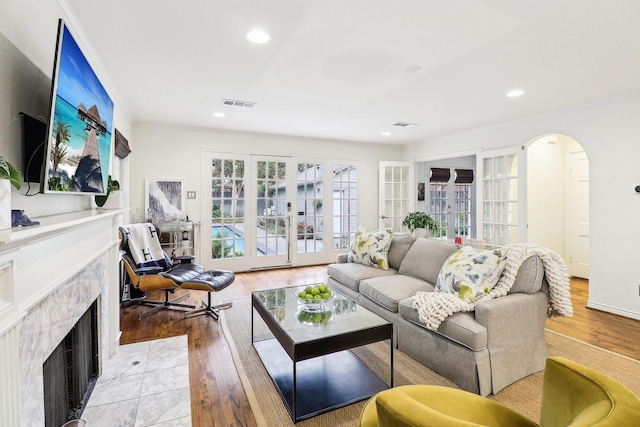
251;285;393;422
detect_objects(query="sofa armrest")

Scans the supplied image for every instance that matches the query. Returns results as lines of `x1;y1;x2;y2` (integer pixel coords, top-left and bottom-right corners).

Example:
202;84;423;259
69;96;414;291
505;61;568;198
475;292;549;392
475;292;548;336
336;253;349;263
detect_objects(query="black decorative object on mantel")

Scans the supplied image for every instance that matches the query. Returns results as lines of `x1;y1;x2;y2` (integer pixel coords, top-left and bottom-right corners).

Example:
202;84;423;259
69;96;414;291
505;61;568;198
11;209;40;227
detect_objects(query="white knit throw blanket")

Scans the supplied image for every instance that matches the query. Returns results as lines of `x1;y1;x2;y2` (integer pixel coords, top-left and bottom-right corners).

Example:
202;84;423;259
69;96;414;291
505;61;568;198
412;243;573;331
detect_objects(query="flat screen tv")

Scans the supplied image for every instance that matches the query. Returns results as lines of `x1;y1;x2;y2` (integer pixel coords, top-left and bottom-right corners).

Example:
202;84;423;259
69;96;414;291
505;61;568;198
43;19;114;195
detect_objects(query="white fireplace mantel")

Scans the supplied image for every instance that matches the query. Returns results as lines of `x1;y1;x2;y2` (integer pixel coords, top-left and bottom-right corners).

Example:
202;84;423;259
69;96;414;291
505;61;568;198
0;208;125;334
0;208;126;426
0;209;124;247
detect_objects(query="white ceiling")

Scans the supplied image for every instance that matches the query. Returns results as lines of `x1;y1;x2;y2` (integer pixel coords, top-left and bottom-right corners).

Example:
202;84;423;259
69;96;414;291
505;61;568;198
65;0;640;145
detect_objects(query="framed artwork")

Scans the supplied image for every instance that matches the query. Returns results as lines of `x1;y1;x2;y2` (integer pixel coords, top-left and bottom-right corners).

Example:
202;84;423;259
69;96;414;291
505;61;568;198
44;20;114;195
145;178;185;221
417;182;425;201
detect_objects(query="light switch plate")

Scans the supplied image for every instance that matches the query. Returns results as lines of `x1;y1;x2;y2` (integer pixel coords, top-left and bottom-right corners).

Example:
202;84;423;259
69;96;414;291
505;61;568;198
187;191;196;199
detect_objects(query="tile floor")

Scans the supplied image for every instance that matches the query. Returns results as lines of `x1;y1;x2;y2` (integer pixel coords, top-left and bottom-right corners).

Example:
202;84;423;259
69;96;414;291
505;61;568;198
81;335;192;427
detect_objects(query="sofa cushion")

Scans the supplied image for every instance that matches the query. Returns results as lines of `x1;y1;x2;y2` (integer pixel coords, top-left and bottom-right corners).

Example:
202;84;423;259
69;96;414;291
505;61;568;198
399;238;460;284
436;246;509;303
360;275;434;313
509;255;544;294
327;262;398;293
398;298;487;351
388;234;417;270
348;227;393;270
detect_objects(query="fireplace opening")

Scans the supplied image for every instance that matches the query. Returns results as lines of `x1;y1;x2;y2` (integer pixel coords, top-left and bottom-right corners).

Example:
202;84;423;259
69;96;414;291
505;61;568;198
43;299;99;426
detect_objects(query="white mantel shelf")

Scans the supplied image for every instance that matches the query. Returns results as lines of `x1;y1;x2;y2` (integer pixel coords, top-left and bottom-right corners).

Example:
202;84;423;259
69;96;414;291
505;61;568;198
0;208;127;250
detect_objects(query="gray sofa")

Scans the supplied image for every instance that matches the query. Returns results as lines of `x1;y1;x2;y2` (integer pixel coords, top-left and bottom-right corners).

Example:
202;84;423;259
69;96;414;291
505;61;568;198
326;235;549;396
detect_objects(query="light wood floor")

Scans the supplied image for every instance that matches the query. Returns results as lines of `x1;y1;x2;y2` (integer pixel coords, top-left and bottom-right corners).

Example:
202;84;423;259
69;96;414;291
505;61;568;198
119;266;640;427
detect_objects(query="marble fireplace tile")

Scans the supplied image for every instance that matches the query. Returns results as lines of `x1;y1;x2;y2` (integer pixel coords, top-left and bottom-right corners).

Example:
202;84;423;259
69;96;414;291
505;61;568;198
141;364;190;396
81;398;139;427
134;387;191;427
18;254;108;426
147;416;192;426
148;335;188;353
145;346;188;372
87;373;145;406
101;346;150;379
79;335;191;426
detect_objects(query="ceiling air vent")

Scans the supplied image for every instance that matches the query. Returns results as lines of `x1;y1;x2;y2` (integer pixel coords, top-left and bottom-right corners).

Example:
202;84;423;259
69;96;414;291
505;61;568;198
393;122;418;127
222;99;257;108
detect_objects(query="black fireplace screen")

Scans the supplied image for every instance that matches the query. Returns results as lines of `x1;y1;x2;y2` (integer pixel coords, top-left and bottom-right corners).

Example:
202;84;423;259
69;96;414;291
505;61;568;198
43;299;99;426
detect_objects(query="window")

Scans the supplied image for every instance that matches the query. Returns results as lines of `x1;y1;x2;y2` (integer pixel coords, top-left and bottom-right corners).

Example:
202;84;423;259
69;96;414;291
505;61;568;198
429;168;450;238
453;169;473;237
428;167;473;239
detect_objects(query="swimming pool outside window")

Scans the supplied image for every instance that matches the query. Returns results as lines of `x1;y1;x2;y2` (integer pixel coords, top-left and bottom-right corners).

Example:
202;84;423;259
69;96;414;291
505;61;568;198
211;158;245;259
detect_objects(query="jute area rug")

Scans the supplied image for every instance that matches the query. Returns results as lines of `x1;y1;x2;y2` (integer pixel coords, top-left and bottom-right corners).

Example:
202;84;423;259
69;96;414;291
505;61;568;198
220;298;640;427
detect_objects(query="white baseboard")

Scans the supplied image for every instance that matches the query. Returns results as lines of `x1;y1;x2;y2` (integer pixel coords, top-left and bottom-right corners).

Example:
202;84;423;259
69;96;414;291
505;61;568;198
586;300;640;321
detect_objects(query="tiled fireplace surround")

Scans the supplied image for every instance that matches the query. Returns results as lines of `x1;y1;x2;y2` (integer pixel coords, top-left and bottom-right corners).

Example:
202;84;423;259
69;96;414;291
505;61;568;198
0;210;123;426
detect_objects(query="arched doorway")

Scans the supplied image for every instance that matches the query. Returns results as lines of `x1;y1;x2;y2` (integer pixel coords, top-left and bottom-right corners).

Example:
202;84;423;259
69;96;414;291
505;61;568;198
527;133;589;279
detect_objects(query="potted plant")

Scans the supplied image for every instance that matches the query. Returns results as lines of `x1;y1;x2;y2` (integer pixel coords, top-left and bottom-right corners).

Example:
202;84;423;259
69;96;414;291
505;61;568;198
95;175;121;208
0;155;22;230
402;211;437;237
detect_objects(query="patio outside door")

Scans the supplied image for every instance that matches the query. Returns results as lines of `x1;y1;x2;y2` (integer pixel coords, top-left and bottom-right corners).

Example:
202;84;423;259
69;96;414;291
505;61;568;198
253;156;292;269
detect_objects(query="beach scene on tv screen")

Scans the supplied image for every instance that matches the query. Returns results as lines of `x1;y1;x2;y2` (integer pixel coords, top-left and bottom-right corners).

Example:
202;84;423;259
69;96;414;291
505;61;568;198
46;23;114;194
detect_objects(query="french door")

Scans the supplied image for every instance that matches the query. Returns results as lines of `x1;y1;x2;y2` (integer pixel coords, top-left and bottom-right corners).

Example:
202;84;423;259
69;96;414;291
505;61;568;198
477;146;527;247
379;161;414;232
202;153;359;270
252;156;292;269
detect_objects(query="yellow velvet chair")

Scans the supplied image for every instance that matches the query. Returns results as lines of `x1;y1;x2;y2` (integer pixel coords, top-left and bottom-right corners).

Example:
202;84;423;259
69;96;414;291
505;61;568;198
360;357;640;427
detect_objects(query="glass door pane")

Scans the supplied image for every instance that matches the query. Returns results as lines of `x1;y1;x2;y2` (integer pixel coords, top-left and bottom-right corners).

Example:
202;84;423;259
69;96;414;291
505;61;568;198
296;163;324;253
254;157;291;268
332;164;358;250
211;158;245;260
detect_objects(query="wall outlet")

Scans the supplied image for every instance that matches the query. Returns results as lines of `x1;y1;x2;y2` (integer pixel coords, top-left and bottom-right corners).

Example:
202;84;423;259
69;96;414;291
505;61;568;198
187;191;196;199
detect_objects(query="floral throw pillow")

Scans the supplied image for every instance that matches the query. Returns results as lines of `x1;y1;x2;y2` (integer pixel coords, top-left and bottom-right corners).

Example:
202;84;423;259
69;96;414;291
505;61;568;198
348;227;393;270
435;246;509;302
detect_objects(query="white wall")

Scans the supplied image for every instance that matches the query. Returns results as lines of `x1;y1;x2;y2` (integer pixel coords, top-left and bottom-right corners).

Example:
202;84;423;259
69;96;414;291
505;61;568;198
527;134;585;264
131;123;404;229
406;94;640;320
527;135;567;258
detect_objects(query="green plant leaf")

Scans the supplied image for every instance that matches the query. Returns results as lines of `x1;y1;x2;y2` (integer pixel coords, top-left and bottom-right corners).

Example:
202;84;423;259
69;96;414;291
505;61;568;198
0;156;22;190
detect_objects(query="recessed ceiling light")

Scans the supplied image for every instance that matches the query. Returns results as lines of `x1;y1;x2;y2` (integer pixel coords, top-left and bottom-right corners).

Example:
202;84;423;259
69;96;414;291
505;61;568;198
245;29;271;44
213;112;225;118
506;89;525;98
381;131;391;136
